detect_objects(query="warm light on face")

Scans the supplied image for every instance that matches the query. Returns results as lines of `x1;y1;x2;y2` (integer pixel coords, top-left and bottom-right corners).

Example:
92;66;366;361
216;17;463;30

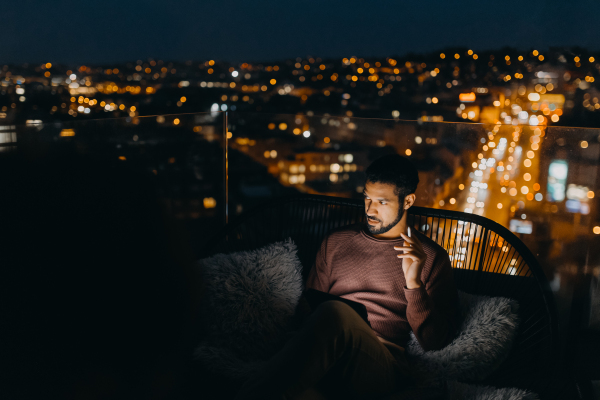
363;181;408;235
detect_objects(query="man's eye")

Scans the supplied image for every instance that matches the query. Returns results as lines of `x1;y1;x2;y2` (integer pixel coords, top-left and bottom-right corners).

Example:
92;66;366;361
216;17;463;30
364;196;385;205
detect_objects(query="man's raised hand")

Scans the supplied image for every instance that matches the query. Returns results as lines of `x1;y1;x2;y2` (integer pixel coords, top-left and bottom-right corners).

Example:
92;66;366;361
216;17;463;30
394;227;427;289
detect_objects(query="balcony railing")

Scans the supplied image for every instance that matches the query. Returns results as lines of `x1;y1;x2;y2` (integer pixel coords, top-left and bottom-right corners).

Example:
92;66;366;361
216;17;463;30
4;111;599;372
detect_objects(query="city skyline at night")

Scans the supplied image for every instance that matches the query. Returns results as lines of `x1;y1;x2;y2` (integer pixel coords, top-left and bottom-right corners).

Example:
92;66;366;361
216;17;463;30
4;4;600;397
2;45;599;129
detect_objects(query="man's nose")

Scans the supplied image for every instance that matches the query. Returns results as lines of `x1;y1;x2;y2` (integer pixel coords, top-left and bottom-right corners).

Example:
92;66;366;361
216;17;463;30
366;203;376;213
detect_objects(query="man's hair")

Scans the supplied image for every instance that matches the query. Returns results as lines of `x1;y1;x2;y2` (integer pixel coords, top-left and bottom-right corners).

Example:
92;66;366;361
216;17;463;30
365;154;419;203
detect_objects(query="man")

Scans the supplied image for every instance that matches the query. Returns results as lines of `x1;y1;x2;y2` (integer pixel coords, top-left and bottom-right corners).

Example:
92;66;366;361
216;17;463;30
235;154;459;400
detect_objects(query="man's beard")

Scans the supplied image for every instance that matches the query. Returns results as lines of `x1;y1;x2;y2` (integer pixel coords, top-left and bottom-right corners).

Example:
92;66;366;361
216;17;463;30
365;205;404;235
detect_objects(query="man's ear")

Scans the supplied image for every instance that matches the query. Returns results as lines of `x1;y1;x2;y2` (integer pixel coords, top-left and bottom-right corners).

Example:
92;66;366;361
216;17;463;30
404;193;416;209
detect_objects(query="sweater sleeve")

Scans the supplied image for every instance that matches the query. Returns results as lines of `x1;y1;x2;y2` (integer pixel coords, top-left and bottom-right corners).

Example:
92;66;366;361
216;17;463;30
305;237;331;292
404;251;459;351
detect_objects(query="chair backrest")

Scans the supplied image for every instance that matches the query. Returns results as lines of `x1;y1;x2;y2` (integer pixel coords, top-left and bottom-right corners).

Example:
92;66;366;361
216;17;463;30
201;194;559;390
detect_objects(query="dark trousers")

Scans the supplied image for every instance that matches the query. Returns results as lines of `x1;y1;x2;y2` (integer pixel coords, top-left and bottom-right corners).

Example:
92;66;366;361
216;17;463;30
234;300;417;400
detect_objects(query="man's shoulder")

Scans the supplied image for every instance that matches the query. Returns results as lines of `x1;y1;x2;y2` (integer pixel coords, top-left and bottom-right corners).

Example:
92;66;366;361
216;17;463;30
413;229;449;260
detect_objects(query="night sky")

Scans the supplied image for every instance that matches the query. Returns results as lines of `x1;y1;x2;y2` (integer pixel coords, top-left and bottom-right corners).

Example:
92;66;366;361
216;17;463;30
3;0;599;65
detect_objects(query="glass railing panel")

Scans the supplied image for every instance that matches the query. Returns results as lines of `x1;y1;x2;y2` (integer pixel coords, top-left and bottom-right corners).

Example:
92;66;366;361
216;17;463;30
4;108;598;363
4;111;227;256
226;111;600;349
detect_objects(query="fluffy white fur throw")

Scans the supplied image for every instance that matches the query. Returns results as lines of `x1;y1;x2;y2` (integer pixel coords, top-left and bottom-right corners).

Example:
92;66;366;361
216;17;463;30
195;238;303;374
406;290;520;386
445;380;539;400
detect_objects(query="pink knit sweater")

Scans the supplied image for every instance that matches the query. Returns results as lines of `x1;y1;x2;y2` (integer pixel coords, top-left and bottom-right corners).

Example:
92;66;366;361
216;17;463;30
305;223;459;351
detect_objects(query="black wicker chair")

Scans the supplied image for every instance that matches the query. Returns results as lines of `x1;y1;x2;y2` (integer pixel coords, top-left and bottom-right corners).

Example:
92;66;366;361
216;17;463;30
200;194;560;396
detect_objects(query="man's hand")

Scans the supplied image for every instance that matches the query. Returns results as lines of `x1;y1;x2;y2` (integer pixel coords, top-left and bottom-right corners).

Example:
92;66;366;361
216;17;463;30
394;228;427;289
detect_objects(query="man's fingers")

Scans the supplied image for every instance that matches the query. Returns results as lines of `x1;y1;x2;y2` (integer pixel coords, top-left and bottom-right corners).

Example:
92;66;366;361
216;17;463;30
397;254;419;262
398;249;423;260
394;247;425;258
400;232;415;245
394;246;412;251
395;248;420;255
401;232;423;251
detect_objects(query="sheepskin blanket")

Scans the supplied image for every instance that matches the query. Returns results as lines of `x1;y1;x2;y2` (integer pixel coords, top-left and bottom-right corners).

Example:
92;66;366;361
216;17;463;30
382;381;538;400
406;291;520;387
195;238;303;374
445;381;539;400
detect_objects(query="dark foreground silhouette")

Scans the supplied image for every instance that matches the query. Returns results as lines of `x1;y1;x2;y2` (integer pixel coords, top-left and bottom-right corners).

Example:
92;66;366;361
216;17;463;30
1;146;202;399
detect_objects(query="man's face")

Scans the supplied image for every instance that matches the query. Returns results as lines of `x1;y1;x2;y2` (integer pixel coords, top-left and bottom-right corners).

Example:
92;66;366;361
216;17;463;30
363;181;404;235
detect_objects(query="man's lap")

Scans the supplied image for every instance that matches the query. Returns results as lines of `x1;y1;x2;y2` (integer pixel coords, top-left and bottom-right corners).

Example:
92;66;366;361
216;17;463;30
236;300;414;400
293;300;413;398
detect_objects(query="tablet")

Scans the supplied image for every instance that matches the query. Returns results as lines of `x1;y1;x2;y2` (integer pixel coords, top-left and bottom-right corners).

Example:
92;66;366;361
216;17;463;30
303;288;371;328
